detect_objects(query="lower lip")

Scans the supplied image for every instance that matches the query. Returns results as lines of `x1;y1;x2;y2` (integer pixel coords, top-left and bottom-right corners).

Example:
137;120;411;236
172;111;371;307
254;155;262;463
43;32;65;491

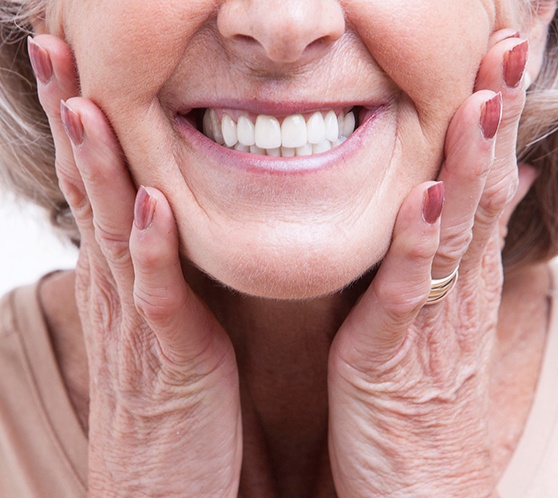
175;106;388;175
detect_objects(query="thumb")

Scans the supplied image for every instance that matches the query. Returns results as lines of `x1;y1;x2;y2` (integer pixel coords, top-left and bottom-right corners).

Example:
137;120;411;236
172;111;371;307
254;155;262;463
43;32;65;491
333;182;442;368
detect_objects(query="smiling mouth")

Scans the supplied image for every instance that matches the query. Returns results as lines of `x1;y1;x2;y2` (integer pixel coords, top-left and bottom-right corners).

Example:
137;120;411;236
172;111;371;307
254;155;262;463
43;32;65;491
185;107;362;157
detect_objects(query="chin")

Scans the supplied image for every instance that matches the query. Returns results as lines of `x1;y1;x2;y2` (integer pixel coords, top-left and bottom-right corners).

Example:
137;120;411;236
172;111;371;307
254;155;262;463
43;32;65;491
187;236;388;300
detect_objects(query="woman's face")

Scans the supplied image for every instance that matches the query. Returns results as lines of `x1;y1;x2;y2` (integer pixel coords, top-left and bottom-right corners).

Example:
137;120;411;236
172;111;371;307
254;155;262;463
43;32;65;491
56;0;522;298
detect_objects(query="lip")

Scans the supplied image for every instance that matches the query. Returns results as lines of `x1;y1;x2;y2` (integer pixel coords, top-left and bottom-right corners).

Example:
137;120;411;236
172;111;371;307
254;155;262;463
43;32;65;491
174;103;390;174
175;99;374;117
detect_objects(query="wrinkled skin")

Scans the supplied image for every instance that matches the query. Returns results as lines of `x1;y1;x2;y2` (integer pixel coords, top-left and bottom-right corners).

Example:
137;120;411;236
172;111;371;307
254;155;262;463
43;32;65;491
30;0;557;496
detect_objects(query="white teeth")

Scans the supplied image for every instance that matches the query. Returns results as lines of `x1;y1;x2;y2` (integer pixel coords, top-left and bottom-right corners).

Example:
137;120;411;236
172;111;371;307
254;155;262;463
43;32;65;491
250;144;266;155
255;115;282;149
234;143;250;152
281;146;296;157
266;147;281;157
237;115;255;146
324;110;339;142
281;114;307;148
296;143;313;156
222;114;238;147
306;112;326;144
201;108;358;157
343;111;356;138
313;140;331;154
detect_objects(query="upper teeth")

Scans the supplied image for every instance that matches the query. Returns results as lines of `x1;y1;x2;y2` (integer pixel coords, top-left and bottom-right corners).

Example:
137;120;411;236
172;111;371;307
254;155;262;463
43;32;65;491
202;109;356;157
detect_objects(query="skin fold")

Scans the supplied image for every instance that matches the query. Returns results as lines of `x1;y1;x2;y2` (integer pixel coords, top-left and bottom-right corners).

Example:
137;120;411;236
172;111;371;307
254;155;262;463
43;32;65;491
28;0;558;496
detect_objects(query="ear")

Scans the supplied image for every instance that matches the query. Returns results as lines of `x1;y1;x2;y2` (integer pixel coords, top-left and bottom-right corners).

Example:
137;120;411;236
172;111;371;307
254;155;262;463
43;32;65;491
525;1;557;84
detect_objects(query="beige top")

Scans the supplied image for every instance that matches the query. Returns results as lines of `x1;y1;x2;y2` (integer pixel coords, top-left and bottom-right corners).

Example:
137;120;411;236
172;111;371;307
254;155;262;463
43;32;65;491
498;263;558;497
0;273;557;497
0;283;87;497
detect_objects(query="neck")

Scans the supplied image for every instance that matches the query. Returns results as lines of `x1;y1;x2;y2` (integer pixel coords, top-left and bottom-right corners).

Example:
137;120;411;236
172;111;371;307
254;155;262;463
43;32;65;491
184;266;372;497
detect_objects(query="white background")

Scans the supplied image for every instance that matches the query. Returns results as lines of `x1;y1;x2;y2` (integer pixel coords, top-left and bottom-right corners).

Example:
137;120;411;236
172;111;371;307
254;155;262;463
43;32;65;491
0;194;78;297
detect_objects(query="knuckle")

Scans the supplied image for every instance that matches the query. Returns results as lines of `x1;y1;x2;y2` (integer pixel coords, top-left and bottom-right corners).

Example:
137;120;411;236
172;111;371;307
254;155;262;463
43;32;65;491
78;157;114;188
375;279;428;321
477;194;509;229
405;237;438;261
437;226;473;263
481;181;516;218
134;286;184;326
57;172;89;212
93;220;131;266
383;296;425;325
132;237;166;269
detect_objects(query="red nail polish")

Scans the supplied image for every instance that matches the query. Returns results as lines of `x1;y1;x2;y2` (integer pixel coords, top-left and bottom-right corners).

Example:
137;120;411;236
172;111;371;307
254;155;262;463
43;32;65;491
480;93;502;140
423;182;445;225
135;186;156;230
60;100;84;146
504;40;529;88
27;37;53;85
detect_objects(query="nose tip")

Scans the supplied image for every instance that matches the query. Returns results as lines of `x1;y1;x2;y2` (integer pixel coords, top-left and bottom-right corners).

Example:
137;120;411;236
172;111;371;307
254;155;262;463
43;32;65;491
218;0;345;65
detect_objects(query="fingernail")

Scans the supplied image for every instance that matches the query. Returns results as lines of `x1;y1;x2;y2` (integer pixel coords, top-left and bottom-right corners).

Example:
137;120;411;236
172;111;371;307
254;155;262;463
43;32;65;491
60;100;84;146
134;186;156;230
480;93;502;140
504;40;529;88
27;37;53;85
423;182;445;225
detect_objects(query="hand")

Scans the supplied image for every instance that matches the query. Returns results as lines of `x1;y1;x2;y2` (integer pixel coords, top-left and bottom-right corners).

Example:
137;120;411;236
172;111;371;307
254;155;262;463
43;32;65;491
328;32;531;497
29;35;242;497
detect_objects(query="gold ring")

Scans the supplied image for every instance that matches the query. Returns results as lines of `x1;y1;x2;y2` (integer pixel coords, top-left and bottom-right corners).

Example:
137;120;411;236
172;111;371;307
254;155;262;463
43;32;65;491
425;267;459;305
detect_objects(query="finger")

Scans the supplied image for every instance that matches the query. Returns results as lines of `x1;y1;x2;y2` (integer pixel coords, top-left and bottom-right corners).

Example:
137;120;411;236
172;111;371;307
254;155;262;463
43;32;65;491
28;36;107;287
130;187;231;365
334;181;442;366
470;38;529;258
486;29;521;48
28;35;81;191
60;98;136;298
431;91;501;279
499;162;539;250
476;37;528;121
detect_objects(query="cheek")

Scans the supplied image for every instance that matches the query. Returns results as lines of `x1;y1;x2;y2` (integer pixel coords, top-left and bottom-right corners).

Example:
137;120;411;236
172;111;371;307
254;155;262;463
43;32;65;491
348;0;493;134
66;0;216;107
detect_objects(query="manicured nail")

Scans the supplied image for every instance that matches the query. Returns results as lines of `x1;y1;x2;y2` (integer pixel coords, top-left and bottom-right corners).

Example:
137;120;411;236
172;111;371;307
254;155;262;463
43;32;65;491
60;100;84;146
423;182;445;225
27;37;53;85
504;40;529;88
134;186;156;230
480;93;502;140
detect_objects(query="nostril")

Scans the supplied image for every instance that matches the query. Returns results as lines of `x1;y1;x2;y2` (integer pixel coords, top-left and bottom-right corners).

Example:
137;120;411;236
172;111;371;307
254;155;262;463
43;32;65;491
217;0;345;66
304;36;335;57
308;36;329;50
234;34;258;45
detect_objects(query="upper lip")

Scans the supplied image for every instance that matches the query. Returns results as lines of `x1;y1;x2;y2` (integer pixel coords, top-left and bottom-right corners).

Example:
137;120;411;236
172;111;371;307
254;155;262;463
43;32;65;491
173;99;390;118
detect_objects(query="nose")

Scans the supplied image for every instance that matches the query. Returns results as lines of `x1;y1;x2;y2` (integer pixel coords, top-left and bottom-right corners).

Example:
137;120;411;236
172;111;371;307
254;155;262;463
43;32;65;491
217;0;345;65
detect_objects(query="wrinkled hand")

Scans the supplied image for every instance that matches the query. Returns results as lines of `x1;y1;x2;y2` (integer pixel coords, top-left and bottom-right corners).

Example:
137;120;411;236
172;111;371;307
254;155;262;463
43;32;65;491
29;35;242;497
328;31;532;498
